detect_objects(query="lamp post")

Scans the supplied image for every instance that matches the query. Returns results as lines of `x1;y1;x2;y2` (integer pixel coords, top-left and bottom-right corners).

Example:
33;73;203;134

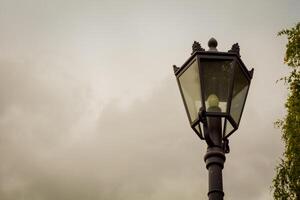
173;38;254;200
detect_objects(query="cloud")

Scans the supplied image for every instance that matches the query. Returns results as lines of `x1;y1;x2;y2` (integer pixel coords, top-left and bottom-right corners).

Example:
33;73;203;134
0;60;93;199
0;59;284;199
0;1;294;199
0;60;207;199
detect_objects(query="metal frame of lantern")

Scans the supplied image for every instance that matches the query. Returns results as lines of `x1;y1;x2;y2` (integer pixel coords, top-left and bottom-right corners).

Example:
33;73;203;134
173;40;253;144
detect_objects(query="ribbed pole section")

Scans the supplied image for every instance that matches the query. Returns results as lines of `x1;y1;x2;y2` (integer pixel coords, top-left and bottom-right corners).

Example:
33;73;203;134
204;115;226;200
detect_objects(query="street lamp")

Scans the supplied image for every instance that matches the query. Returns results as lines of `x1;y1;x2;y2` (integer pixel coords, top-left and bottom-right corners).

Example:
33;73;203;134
173;38;253;200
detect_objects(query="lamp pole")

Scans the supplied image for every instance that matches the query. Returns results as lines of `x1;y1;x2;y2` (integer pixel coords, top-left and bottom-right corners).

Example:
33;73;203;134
173;37;253;200
203;96;226;200
204;115;225;200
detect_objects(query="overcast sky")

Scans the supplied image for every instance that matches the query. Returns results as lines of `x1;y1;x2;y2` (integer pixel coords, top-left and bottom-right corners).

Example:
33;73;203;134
0;0;299;199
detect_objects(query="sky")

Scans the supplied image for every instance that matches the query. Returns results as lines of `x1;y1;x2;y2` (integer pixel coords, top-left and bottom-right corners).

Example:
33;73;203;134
0;0;299;199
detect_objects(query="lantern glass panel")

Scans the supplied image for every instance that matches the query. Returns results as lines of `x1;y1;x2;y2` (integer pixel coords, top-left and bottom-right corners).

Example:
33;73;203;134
201;59;235;113
230;65;249;125
178;59;202;123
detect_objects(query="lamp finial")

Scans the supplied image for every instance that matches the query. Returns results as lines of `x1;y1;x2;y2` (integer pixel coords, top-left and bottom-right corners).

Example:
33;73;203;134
208;37;218;51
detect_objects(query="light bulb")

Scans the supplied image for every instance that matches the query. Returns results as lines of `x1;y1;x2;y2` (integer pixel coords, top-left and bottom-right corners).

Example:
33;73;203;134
207;94;219;108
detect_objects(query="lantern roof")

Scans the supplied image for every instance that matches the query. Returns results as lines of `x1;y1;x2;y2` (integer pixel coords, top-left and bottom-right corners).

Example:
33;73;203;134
174;41;253;81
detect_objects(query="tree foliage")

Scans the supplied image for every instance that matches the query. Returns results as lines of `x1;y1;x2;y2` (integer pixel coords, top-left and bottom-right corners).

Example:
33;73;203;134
272;22;300;200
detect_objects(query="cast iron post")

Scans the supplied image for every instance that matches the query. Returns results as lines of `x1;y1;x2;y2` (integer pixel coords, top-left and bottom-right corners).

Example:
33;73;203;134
204;107;226;200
